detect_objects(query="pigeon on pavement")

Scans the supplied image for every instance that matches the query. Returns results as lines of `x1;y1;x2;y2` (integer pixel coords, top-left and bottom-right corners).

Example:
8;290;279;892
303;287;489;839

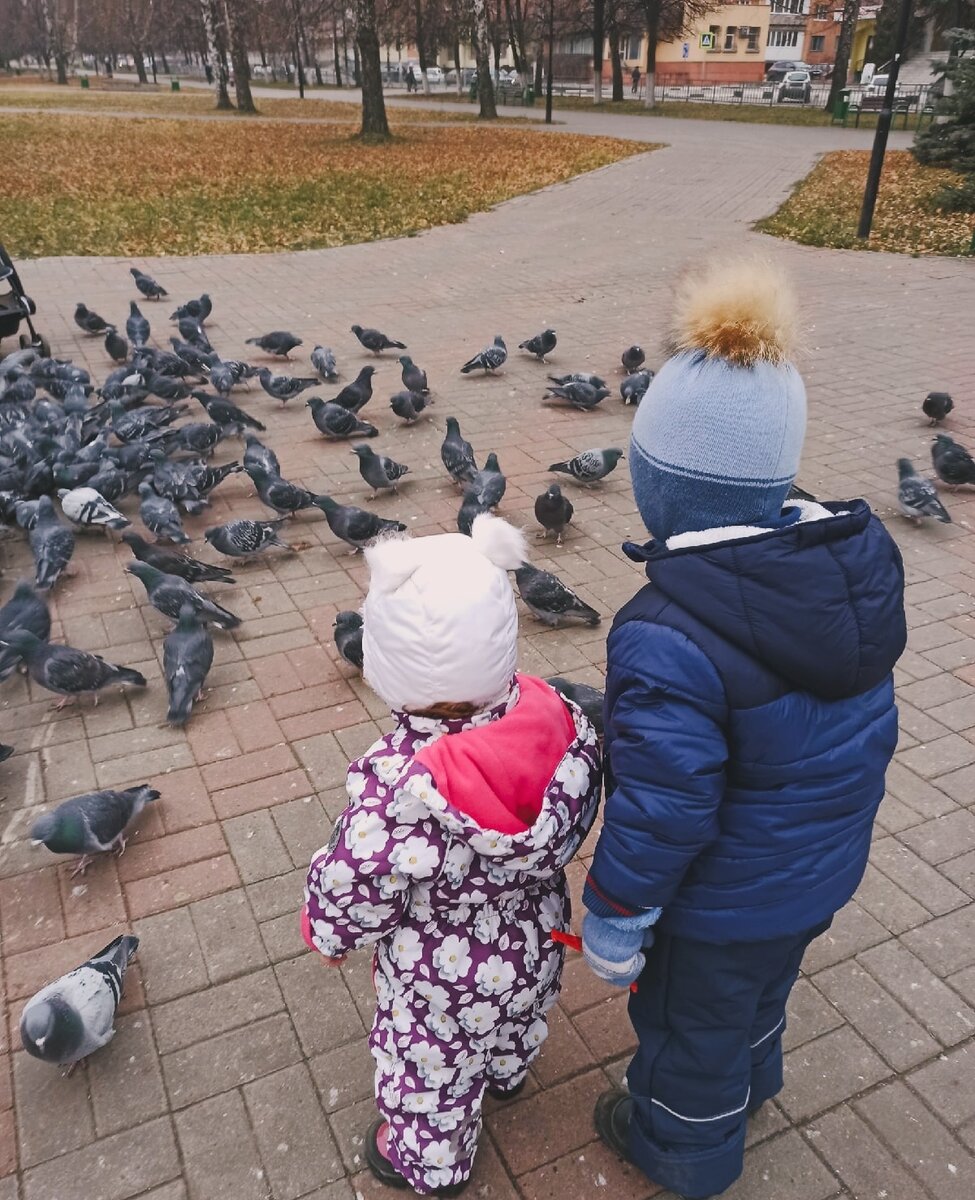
389;390;430;424
457;487;491;536
441;417;477;485
471;452;506;509
621;345;646;373
352;444;410;497
246;464;318;516
74;304;114;335
31;785;158;874
243;435;281;478
461;336;507;374
548;372;607;390
127;562;242;629
897;458;951;524
170;294;212;324
245;331;303;358
931;434;975;488
126;302;150;349
351;324;406;354
621;369;653;406
534;484;574;545
545;677;605;736
139;482;190;544
311;345;339;383
20;933;140;1069
519;329;557;361
257;368;319;405
176;316;212;351
307;397;378;440
333;611;364;670
163;603;214;727
205;519;291;559
330;366;377;413
121;532;236;584
311;495;406;553
1;629;146;708
104;329;129;364
923;392;954;426
549;447;624;485
544;381;609;411
58;487;130;531
193;390;266;433
515;564;601;627
399;355;429;393
29;497;76;591
0;581;51;681
130;268;167;300
174;421;226;458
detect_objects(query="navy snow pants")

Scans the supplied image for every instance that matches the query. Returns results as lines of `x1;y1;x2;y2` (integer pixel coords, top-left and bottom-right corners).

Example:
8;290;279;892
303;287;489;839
625;920;831;1199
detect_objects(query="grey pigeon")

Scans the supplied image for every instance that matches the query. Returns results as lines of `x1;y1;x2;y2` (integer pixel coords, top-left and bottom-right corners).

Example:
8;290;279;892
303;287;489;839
29;497;76;591
351;324;406;354
461;336;507;374
307;397;378;440
205;519;291;559
243;434;281;477
390;390;429;424
923;392;953;426
897;458;951;524
74;304;114;335
549;447;624;485
163;603;214;726
441;417;477;485
206;360;237;396
0;629;146;708
457;487;491;536
352;444;410;497
170;294;211;323
121;532;235;584
0;581;51;681
127;562;242;629
193;390;266;433
0;743;12;762
141;372;190;402
130;267;167;300
245;331;302;358
126;302;150;349
519;329;557;361
139;482;190;544
333;611;363;670
471;452;506;509
174;421;225;458
258;368;319;405
621;345;645;373
515;564;601;627
58;487;129;531
546;677;604;737
535;484;574;545
246;464;317;516
104;328;129;364
177;316;212;351
548;372;607;390
931;434;975;488
31;785;158;873
621;369;653;406
331;366;377;413
399;355;429;393
20;934;140;1068
311;495;406;553
311;345;339;383
545;381;610;411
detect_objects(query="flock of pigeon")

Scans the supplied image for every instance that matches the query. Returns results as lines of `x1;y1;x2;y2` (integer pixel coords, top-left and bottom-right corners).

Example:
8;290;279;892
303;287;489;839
896;391;970;525
0;268;633;1073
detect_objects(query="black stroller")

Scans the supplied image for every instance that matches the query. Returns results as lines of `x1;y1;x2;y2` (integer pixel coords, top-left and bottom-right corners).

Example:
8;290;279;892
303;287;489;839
0;243;50;356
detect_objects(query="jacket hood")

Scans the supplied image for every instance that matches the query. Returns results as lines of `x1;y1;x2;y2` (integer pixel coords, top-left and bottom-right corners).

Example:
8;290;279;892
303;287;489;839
622;500;906;701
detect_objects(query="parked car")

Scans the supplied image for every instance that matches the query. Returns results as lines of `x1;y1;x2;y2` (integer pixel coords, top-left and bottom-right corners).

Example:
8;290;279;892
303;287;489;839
766;60;800;82
863;73;889;96
425;66;444;84
777;70;812;103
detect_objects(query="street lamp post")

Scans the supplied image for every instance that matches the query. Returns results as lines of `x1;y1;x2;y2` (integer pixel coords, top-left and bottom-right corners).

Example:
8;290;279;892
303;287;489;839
545;0;554;124
857;0;914;239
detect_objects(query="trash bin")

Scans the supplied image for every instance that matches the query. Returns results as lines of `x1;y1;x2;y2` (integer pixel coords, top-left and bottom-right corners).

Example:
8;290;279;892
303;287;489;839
80;75;89;89
523;85;535;106
469;79;478;101
832;88;851;123
170;77;180;92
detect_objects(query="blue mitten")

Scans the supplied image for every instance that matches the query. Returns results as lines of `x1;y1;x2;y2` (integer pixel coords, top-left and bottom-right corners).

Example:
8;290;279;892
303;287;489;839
582;909;662;988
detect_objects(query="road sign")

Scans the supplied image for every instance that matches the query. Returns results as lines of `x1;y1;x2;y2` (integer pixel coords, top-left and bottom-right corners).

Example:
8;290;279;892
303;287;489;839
682;42;690;59
699;32;716;50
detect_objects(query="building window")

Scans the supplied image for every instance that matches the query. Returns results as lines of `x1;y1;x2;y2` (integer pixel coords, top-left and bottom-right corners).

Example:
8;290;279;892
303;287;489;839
626;35;642;59
568;36;593;55
768;29;801;47
708;24;721;50
739;25;760;51
770;0;805;13
814;3;829;16
724;26;737;51
810;34;826;51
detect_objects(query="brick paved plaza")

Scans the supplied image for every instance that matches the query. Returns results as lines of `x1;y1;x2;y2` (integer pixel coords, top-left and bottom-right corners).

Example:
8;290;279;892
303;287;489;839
1;100;974;1200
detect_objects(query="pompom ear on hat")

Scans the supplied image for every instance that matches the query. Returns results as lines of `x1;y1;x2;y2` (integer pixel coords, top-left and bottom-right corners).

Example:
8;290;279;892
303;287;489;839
631;257;807;544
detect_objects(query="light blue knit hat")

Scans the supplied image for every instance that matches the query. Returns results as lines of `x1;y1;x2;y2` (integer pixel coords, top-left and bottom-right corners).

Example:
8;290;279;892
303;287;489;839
630;260;807;543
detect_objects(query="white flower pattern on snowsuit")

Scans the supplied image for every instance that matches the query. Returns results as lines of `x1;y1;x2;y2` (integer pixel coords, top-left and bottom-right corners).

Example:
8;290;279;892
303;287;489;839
304;681;601;1195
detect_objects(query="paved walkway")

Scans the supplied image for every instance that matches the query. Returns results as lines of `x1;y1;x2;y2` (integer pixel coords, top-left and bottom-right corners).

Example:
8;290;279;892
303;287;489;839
1;102;973;1200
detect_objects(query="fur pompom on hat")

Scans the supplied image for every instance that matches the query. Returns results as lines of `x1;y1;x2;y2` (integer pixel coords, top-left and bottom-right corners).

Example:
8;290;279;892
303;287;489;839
362;514;526;713
631;257;807;543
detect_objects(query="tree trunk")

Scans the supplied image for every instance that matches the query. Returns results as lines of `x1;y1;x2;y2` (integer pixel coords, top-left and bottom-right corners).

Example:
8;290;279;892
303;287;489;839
592;0;604;104
56;54;68;85
454;36;463;93
414;0;430;93
160;51;170;73
355;0;391;139
827;0;860;112
534;41;543;94
133;48;149;84
200;0;233;108
473;0;498;118
333;13;343;85
609;28;623;101
224;0;257;112
643;0;659;108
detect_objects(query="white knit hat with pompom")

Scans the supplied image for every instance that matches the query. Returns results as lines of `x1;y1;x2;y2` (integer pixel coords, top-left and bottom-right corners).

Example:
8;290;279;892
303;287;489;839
361;514;527;712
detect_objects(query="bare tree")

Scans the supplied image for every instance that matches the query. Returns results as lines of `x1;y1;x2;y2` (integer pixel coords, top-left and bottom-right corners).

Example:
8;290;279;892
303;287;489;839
200;0;234;106
826;0;860;112
472;0;499;117
640;0;715;108
355;0;391;137
224;0;258;110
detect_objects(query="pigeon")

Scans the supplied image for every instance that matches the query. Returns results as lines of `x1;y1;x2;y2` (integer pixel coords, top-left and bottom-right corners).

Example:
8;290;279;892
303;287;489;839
471;452;506;509
29;496;76;590
130;267;167;300
548;372;607;390
125;302;150;349
897;458;951;524
109;400;182;442
621;345;645;373
0;743;12;762
923;392;954;426
170;294;212;323
0;629;146;708
245;331;303;358
519;329;557;361
311;345;339;383
352;444;410;497
441;417;477;485
389;390;430;424
126;562;242;629
351;324;406;354
399;355;429;393
0;581;51;681
546;677;605;737
121;532;236;584
461;336;507;374
206;360;237;396
74;304;114;336
163;603;214;726
545;381;610;411
205;519;291;559
549;447;624;485
333;611;364;670
307;397;378;440
174;421;226;457
311;495;406;553
139;482;190;544
246;464;318;517
242;434;281;478
20;933;140;1069
176;317;212;351
104;328;129;364
257;368;319;405
514;564;601;627
457;488;491;536
621;369;653;406
141;372;191;402
931;434;975;488
535;484;574;545
31;785;158;874
58;487;130;531
331;366;377;413
193;390;266;433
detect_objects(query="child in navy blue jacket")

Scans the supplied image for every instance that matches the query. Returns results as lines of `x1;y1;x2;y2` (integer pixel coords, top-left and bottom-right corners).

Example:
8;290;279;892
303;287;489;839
582;260;906;1200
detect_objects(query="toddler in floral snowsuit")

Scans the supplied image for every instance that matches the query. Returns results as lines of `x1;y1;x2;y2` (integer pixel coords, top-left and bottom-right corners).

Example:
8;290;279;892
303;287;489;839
303;515;601;1195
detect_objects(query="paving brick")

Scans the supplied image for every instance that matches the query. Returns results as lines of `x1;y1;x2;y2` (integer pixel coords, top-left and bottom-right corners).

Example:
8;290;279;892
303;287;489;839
883;759;960;818
326;1096;377;1175
779;1025;891;1121
155;767;217;834
782;978;843;1052
222;810;293;883
309;1037;376;1113
853;862;932;934
857;939;975;1046
0;869;63;957
800;901;888;973
190;888;267;983
529;1005;597;1088
132;908;208;1004
488;1069;609;1176
898;811;975;866
571;994;635;1062
274;953;365;1057
210;769;312;819
247;868;306;923
719;1130;838;1200
897;735;975;779
901;905;975;976
174;1092;268;1200
116;824;227;883
57;857;128;937
515;1137;657;1200
910;1044;975;1126
271;795;330;868
124;853;239;919
942;848;975;896
87;1011;168;1137
803;1106;919;1200
0;1108;16;1178
869;839;968;916
152;967;284;1055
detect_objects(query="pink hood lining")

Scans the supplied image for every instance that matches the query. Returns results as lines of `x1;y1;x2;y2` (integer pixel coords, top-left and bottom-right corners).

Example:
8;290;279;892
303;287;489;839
413;675;576;835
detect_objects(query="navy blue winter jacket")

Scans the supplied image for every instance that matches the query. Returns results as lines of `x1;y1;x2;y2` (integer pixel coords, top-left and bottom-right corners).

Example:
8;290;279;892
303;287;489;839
583;501;906;943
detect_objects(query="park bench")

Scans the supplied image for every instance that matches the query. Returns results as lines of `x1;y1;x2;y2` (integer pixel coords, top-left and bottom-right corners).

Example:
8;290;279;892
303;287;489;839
844;91;920;128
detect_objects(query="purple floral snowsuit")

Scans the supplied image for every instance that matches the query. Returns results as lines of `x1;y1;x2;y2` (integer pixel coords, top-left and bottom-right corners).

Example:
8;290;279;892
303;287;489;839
304;675;601;1193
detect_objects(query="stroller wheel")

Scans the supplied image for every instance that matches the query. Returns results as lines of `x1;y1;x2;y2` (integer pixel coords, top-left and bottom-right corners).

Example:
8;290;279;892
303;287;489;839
20;332;51;355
